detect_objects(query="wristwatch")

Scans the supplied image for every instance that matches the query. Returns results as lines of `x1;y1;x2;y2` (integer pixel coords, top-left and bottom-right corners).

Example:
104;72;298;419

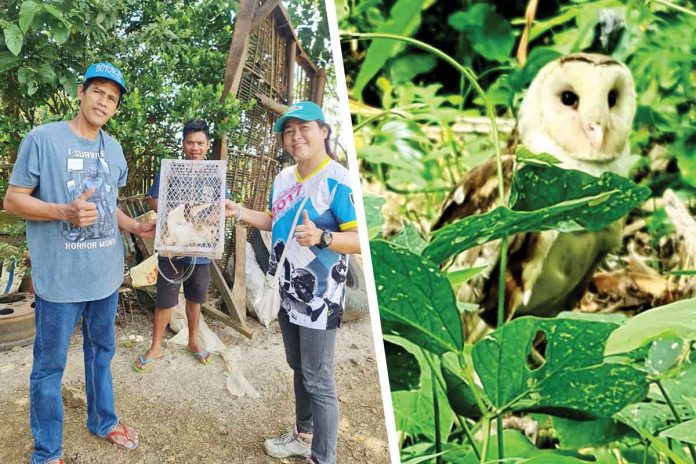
319;229;333;248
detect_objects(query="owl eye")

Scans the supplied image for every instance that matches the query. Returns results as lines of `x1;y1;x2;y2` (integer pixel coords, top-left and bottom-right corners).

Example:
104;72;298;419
560;91;578;108
608;89;618;108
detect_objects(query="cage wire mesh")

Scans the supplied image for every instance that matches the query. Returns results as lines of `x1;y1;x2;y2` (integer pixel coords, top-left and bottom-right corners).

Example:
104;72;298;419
154;159;227;260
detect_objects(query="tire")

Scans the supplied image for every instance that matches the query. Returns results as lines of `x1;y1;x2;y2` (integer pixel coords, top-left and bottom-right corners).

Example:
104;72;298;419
248;230;370;323
0;293;35;351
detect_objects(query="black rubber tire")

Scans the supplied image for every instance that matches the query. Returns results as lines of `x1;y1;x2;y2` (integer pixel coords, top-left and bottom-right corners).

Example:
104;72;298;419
248;229;369;323
0;293;35;350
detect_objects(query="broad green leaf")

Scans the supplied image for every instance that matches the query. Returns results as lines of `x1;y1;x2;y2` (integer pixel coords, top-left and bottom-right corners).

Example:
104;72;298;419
425;162;650;264
3;25;24;56
18;1;39;33
510;162;650;218
0;52;21;72
52;22;70;45
391;221;426;254
553;417;634;448
441;352;483;418
515;145;560;165
42;4;64;20
448;4;514;62
371;240;463;354
473;317;648;416
390;53;437;84
645;336;689;376
390;337;454;443
384;335;421;391
660;419;696;444
443;430;595;464
27;80;38;95
605;297;696;355
362;195;385;239
616;401;692;435
352;0;426;97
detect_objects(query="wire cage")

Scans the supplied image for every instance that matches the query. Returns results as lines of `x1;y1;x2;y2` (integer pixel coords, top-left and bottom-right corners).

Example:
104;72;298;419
154;160;227;260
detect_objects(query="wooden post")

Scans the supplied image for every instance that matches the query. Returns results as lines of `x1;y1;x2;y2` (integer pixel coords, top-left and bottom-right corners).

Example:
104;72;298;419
213;0;259;161
286;41;296;103
231;225;247;322
312;69;326;106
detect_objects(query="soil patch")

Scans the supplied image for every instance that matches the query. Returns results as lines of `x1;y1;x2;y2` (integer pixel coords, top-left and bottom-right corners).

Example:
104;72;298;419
0;305;390;463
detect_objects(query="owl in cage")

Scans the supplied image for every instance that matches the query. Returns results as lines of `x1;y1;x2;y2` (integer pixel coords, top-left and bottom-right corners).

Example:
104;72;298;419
434;53;637;331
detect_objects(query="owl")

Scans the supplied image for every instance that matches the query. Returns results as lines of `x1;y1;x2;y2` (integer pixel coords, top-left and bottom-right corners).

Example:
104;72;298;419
434;53;637;330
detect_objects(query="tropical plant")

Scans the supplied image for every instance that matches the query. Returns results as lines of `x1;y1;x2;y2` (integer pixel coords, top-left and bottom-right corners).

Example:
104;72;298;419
341;0;696;462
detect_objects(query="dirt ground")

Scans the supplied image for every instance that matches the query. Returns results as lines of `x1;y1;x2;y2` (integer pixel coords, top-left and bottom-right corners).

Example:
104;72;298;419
0;301;391;464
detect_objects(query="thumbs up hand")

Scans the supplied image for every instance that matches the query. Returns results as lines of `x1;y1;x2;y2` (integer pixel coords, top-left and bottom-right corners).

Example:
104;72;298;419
65;188;98;227
295;210;319;247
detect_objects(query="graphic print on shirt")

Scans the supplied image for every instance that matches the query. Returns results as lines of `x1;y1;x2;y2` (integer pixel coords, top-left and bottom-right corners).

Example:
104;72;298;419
270;159;357;330
61;148;116;244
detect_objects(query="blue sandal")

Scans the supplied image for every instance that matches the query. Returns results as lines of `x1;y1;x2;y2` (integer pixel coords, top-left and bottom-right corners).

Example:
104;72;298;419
189;349;212;365
132;354;161;373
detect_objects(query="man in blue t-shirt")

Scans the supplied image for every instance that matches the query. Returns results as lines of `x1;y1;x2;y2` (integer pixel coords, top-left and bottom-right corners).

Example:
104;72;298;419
4;62;155;463
134;119;232;372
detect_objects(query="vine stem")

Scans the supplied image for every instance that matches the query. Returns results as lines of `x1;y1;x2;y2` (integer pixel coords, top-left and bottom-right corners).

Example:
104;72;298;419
480;417;491;464
656;380;696;462
424;352;482;461
340;32;504;202
650;0;696;17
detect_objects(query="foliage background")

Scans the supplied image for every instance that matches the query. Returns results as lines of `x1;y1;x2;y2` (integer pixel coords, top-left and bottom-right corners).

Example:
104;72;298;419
340;0;695;230
339;0;696;462
0;0;336;197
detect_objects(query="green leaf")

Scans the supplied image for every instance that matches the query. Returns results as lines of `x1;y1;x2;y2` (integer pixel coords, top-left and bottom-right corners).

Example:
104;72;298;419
352;0;426;97
0;52;21;72
42;4;64;20
515;145;560;165
660;419;696;444
18;1;39;33
441;352;483;418
645;336;689;376
390;53;437;84
363;194;385;239
3;25;24;56
448;4;514;62
27;80;38;95
424;162;650;264
52;22;70;45
473;317;648;416
446;266;485;288
389;337;454;443
371;240;463;354
391;221;426;254
443;430;596;464
384;335;421;391
553;417;633;448
605;297;696;355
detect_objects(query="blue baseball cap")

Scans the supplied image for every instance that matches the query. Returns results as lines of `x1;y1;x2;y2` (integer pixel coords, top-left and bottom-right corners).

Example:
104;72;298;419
273;101;325;133
83;62;127;95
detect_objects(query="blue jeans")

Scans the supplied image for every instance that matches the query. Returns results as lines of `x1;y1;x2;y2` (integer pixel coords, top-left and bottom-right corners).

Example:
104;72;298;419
30;291;120;463
279;309;339;464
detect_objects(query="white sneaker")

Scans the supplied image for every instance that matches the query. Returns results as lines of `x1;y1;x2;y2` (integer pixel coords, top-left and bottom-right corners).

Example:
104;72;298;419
263;426;312;458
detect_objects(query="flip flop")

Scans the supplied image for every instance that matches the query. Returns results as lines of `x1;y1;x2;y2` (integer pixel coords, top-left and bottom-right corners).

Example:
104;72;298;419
132;354;161;373
189;349;212;365
104;420;139;450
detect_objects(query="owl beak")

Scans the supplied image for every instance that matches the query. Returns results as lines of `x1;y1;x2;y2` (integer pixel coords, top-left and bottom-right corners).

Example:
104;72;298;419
584;122;604;150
